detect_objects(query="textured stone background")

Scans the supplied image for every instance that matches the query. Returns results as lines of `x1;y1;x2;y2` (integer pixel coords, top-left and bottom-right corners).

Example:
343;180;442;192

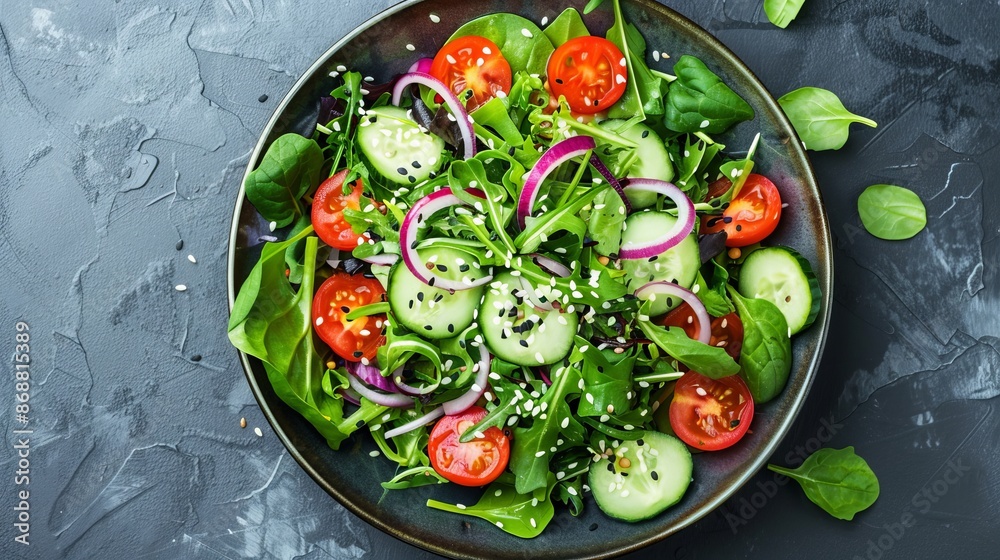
1;0;997;558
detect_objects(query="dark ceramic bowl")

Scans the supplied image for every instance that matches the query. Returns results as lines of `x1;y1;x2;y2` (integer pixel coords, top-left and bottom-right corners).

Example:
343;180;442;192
227;0;833;558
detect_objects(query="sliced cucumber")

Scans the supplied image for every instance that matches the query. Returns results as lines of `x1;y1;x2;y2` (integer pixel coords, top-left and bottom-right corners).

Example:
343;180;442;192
620;211;699;316
479;272;577;366
598;119;674;209
737;246;820;335
589;431;692;522
358;106;445;185
388;247;485;339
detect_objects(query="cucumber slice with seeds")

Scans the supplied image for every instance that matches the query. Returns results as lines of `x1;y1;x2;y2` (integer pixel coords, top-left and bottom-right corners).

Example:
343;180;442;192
388;247;484;339
620;211;700;316
737;246;820;335
358;106;445;185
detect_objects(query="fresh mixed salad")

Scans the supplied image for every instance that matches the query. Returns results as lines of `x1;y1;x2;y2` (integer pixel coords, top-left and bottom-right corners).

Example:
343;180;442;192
229;0;820;538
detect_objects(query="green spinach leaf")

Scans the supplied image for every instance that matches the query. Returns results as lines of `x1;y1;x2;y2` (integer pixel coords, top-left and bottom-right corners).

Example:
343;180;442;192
427;473;557;538
449;14;554;76
637;310;740;378
244;133;324;228
229;233;349;448
574;338;636;417
857;184;927;240
605;0;664;122
543;8;589;46
768;447;880;520
728;287;791;403
777;87;876;151
664;55;754;134
764;0;807;29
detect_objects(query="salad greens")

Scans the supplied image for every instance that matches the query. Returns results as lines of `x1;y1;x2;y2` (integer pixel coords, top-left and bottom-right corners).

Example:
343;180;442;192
857;184;927;240
230;0;834;540
768;447;880;520
777;86;877;151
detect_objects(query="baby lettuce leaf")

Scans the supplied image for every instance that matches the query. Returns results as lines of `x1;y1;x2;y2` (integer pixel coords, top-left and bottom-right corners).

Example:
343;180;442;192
637;308;740;378
449;14;554;76
764;0;807;29
768;447;880;520
244;133;324;228
664;55;754;134
777;87;876;151
857;184;927;240
511;365;586;494
728;287;792;404
427;473;557;538
543;8;589;46
228;233;349;449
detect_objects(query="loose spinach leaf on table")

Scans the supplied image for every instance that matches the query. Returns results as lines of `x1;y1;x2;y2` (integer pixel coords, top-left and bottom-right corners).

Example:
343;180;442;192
427;473;557;538
857;184;927;240
768;447;880;520
728;287;791;403
777;87;877;151
449;13;554;76
543;8;589;46
664;55;754;134
228;232;349;448
764;0;807;29
637;307;740;378
244;133;324;228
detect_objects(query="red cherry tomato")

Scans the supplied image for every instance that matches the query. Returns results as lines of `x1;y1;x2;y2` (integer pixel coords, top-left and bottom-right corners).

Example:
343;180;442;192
702;173;782;247
430;36;512;110
428;406;510;486
312;271;386;362
311;169;374;251
669;371;754;451
547;36;628;114
659;303;744;362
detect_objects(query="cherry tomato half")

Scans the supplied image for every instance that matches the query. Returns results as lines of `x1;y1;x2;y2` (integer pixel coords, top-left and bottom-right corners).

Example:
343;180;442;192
311;169;374;251
430;36;512;110
312;271;387;362
669;371;754;451
428;406;510;486
547;36;628;114
702;173;782;247
660;302;744;362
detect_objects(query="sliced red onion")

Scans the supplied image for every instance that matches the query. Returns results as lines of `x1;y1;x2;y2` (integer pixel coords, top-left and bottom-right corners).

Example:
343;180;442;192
392;366;441;396
359;253;399;266
346;360;397;393
340;388;362;406
518;254;571;311
619;179;695;260
384;407;444;439
347;374;414;408
634;282;711;345
539;369;552;387
516;136;597;229
442;344;491;416
400;187;494;291
392;72;475;160
589;153;632;214
407;58;433;74
532;254;571;278
519;277;554;311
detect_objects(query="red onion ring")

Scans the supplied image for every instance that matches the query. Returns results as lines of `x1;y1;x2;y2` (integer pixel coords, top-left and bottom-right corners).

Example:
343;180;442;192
516;136;596;229
347;374;414;408
359;253;399;266
442;344;491;415
619;179;695;260
339;388;362;406
391;72;475;160
532;254;571;278
400;187;494;291
346;360;397;393
634;281;711;345
407;58;433;74
384;407;445;439
589;153;632;214
392;366;441;396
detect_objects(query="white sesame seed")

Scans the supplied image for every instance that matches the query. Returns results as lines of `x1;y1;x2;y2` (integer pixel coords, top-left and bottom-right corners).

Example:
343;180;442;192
619;57;627;66
315;317;324;326
336;64;347;72
521;28;533;38
254;427;263;437
406;43;415;51
700;119;710;128
187;254;197;264
369;450;380;457
429;13;441;23
567;486;578;496
175;284;187;292
653;50;660;61
268;221;277;231
446;54;456;64
530;517;537;528
456;503;466;509
535;450;546;457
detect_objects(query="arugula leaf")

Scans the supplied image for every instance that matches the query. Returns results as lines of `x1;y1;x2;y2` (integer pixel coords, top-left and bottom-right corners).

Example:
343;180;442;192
857;184;927;240
768;447;880;520
717;132;760;199
449;14;554;76
587;189;627;256
637;314;740;378
777;87;876;151
574;339;635;417
516;184;608;253
728;287;792;403
380;466;448;491
449;158;517;253
427;473;557;538
229;233;349;448
764;0;807;29
344;202;400;243
543;8;589;46
605;0;664;122
244;133;324;228
510;365;585;493
459;374;523;443
664;55;754;134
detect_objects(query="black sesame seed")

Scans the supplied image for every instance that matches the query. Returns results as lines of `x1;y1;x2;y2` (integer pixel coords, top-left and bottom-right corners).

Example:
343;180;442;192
424;325;433;331
648;255;658;262
408;299;414;309
408;175;416;184
411;240;420;249
637;438;645;446
607;463;615;472
448;323;455;333
258;94;268;103
175;239;184;251
651;471;659;481
369;116;377;123
417;292;424;302
356;420;366;428
621;472;629;477
459;264;470;272
589;523;599;531
666;297;673;307
459;340;466;348
340;306;350;313
519;340;529;348
501;330;508;339
730;419;740;428
397;167;407;175
191;354;202;362
722;216;733;224
706;217;722;227
429;277;436;286
437;264;448;272
735;224;743;231
508;147;516;156
555;78;564;84
353;351;363;358
434;294;444;302
412;161;422;169
593;99;599;106
641;130;649;138
597;366;604;373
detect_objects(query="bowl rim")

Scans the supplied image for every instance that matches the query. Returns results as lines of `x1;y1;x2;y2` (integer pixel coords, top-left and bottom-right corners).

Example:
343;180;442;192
226;0;833;557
